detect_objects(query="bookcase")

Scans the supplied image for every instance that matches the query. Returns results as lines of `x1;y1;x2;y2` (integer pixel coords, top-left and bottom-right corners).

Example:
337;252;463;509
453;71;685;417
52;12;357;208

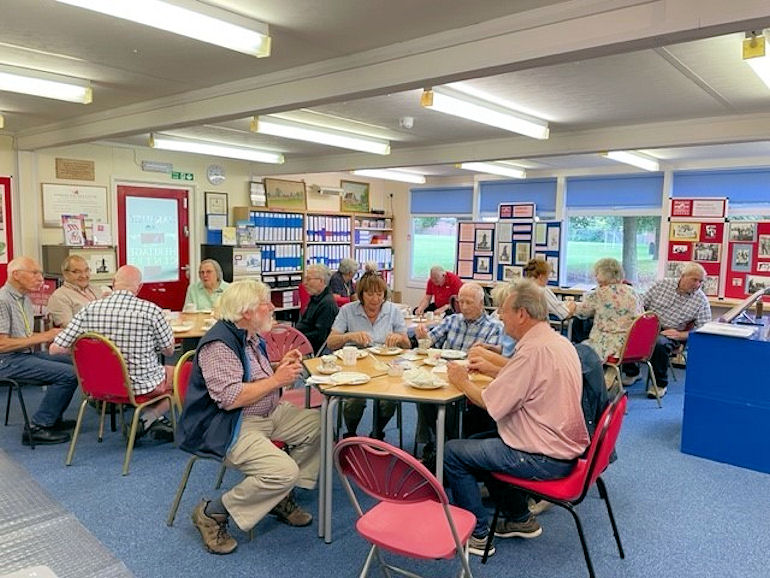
354;216;393;288
305;212;352;269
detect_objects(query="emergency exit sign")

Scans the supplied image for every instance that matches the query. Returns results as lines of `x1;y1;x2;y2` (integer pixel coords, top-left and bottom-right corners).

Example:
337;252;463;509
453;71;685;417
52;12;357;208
172;171;194;181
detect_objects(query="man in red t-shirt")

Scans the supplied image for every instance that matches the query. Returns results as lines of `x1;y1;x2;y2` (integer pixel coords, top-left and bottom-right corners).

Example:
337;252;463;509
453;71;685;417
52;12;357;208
415;266;463;316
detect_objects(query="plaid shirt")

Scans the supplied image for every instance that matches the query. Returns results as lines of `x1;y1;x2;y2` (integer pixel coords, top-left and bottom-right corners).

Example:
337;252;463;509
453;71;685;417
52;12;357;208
428;312;503;351
54;290;174;394
197;335;278;417
642;278;711;331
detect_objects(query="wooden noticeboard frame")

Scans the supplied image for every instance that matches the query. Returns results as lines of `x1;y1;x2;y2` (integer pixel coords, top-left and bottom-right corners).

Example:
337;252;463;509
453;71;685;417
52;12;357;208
41;183;108;227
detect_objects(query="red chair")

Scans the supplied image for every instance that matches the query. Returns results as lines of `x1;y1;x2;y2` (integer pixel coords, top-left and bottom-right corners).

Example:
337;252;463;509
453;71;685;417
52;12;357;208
172;350;195;417
298;282;310;314
66;332;176;476
334;437;476;578
604;312;663;407
481;393;628;577
260;324;314;362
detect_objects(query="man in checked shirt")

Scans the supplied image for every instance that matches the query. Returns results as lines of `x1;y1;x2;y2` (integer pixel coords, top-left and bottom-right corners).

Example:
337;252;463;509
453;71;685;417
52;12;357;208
179;279;320;555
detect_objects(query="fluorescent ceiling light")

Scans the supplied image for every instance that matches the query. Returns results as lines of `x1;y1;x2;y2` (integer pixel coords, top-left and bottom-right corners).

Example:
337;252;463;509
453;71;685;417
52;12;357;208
56;0;271;58
743;34;770;89
352;169;426;184
149;134;284;164
603;150;660;172
458;162;526;179
421;87;549;140
251;116;391;155
0;64;92;104
0;114;4;130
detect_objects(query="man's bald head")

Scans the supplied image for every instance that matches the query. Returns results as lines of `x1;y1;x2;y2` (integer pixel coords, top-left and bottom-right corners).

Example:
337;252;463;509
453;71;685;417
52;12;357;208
113;265;142;293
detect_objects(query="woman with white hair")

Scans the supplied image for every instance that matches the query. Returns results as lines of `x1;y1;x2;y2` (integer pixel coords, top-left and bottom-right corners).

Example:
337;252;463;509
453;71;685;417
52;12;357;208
184;259;229;311
329;258;358;301
567;257;642;362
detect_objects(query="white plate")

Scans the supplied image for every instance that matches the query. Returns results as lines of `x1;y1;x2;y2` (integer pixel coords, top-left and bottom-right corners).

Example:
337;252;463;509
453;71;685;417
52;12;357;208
404;370;446;390
400;351;422;361
422;358;446;367
368;346;403;356
330;372;371;386
317;364;342;375
171;323;194;333
334;349;369;360
441;349;467;360
306;375;333;385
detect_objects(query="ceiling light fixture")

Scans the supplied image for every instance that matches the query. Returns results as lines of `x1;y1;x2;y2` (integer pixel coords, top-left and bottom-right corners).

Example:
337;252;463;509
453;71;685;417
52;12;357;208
251;116;391;155
743;32;770;89
421;87;549;140
602;150;660;172
149;134;284;163
0;64;92;104
56;0;271;58
458;161;526;179
0;114;4;130
352;169;426;184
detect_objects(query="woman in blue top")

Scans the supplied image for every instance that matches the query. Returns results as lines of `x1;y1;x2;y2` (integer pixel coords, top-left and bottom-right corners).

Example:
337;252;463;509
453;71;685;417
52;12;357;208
327;271;409;439
184;259;229;312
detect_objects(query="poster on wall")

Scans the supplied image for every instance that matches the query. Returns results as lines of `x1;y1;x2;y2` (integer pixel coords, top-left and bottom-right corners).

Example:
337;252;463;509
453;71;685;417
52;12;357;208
455;222;495;280
724;220;770;300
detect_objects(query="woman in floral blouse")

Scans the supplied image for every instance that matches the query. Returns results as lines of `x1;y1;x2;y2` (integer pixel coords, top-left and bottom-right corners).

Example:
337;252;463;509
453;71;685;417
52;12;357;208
567;257;642;362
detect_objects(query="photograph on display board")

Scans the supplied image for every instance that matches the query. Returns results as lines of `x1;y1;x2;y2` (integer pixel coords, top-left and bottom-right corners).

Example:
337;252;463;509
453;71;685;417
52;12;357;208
731;243;753;272
746;275;770;294
671;244;691;256
514;242;531;265
534;252;546;261
671;199;693;217
702;223;720;241
731;277;743;287
498;243;512;265
476;256;491;274
757;262;770;272
703;275;719;297
670;222;699;241
546;227;560;251
497;222;512;241
665;261;686;278
502;265;523;282
758;235;770;258
535;223;547;245
729;222;757;242
474;229;492;252
693;242;720;262
547;256;558;282
499;205;513;219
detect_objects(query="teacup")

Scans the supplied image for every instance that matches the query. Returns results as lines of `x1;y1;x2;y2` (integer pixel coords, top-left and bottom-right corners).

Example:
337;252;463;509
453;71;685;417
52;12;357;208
388;361;405;377
321;354;337;370
342;346;358;366
417;338;432;352
425;311;435;321
427;348;442;363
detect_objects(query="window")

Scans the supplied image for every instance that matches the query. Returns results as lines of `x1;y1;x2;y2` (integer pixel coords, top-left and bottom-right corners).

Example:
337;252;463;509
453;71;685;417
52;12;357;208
410;217;461;280
565;215;662;290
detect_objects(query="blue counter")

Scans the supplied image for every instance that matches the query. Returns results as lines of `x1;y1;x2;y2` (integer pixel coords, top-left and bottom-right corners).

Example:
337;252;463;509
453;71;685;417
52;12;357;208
681;328;770;474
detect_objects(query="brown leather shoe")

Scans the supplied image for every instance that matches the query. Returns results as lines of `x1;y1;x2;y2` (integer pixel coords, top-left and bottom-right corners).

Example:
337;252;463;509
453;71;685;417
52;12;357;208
270;493;313;527
191;500;238;554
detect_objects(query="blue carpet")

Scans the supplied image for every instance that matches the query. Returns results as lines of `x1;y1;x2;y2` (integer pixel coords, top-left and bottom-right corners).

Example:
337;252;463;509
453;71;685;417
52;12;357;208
1;374;769;578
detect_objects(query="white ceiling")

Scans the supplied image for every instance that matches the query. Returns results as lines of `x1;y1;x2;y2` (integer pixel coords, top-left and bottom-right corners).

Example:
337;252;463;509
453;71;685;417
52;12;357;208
3;0;770;180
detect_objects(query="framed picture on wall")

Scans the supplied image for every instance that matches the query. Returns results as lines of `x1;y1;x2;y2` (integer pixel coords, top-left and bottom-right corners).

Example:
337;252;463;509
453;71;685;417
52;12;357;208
340;180;370;213
264;178;307;210
205;191;228;215
731;243;752;272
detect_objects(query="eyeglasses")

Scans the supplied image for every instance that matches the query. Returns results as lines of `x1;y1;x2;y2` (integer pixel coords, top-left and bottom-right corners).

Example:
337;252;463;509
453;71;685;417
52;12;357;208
66;268;91;275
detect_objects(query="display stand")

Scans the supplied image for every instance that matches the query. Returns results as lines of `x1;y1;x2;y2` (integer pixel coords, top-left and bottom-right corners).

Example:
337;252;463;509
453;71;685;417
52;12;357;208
455;221;495;281
724;220;770;302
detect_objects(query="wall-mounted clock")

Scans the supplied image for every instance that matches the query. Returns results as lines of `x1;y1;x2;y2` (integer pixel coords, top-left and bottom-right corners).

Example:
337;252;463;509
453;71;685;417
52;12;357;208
207;164;226;185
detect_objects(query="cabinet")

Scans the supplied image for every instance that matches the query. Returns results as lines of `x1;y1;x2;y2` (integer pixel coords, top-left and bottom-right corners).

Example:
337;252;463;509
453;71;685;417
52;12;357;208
42;245;117;282
305;212;352;269
354;216;393;288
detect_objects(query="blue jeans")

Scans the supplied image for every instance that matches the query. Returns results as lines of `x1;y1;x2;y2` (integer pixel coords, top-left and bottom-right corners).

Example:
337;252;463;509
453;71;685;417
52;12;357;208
444;436;575;535
0;352;77;427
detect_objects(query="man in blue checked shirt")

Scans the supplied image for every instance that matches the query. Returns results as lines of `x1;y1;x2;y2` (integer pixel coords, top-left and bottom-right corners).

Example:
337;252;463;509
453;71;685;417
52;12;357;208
414;282;503;464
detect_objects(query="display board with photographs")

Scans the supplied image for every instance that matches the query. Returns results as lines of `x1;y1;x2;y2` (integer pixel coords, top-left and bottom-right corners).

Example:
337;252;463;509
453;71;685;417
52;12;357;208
456;222;495;281
532;220;561;286
724;220;770;301
664;196;728;297
495;203;537;283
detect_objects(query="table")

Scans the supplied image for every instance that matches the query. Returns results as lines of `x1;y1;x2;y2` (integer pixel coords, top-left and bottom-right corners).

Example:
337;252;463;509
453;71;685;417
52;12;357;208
168;311;214;339
304;353;487;543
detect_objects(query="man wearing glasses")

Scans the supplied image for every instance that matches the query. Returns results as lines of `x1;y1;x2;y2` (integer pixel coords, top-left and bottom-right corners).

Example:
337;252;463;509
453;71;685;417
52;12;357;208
295;264;338;353
47;255;108;327
0;257;79;445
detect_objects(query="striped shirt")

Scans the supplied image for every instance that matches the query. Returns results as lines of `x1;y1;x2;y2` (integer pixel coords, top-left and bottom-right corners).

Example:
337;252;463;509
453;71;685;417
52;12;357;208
197;336;278;417
0;283;35;356
428;312;504;351
54;290;174;394
642;278;711;331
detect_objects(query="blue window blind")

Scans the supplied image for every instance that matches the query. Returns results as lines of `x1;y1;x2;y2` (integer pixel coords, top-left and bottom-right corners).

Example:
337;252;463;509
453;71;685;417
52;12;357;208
567;174;663;209
410;187;473;215
479;179;556;214
672;169;770;205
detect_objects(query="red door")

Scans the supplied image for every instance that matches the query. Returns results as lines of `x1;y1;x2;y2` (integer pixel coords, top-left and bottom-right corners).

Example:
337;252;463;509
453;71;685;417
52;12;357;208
117;184;190;310
0;176;13;284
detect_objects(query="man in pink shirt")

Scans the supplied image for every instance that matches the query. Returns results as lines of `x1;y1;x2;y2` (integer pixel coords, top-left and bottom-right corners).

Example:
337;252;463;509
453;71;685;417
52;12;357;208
444;279;589;557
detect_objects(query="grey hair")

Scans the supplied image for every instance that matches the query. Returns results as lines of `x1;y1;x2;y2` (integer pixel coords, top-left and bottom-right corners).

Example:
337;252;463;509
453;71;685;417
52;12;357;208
490;282;515;307
430;265;445;277
306;263;331;284
680;261;706;279
593;257;624;285
7;257;34;275
61;254;88;274
216;279;270;322
460;282;485;304
199;258;224;282
506;279;548;321
338;258;358;276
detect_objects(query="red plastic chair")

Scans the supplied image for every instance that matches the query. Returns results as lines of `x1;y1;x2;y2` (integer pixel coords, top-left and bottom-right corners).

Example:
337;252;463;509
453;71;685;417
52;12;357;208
604;312;663;407
334;437;476;578
66;332;176;476
298;282;311;314
260;325;314;362
172;350;195;416
481;393;628;577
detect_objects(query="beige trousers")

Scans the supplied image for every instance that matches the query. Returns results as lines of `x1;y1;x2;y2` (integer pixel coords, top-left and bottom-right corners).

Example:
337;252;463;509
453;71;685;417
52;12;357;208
221;402;320;532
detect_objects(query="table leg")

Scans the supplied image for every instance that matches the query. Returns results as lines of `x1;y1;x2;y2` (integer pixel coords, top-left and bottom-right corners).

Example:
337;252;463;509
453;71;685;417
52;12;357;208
318;395;328;540
435;404;446;486
323;397;339;543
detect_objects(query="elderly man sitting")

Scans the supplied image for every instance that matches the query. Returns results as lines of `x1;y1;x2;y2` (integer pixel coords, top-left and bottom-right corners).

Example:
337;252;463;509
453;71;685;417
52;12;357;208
295;264;338;353
179;279;320;555
414;282;503;462
414;265;463;316
443;279;589;557
50;265;176;440
47;255;108;327
622;261;711;398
